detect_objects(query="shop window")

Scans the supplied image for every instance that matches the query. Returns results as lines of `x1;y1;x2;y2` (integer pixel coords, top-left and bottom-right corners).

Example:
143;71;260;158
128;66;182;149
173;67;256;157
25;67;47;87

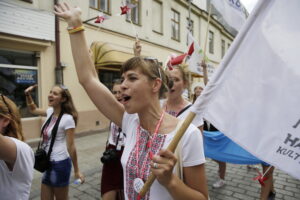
0;48;38;118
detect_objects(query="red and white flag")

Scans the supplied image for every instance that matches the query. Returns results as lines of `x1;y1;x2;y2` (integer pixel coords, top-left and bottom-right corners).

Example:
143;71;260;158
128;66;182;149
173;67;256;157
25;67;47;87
192;0;300;180
186;32;205;76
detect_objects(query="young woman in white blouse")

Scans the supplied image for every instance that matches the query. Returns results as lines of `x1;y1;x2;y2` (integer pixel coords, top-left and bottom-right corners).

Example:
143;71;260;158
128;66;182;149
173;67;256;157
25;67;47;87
54;3;209;200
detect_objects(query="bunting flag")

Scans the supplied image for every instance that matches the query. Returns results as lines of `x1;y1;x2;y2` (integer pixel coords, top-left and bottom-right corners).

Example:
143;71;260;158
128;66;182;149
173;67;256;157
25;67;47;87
94;13;110;24
119;4;136;15
191;0;300;180
210;0;247;31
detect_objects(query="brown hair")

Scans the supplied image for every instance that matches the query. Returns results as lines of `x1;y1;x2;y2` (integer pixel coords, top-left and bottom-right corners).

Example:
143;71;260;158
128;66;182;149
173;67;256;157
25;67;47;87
121;56;169;98
56;85;78;126
0;95;24;141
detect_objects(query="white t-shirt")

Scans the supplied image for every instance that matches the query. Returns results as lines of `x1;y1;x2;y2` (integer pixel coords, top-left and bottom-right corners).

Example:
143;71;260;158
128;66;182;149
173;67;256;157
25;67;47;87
0;137;34;200
121;112;205;200
108;122;125;148
41;108;75;161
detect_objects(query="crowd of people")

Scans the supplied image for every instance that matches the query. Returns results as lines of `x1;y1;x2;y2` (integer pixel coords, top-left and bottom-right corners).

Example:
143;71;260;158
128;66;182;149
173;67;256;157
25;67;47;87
0;2;277;200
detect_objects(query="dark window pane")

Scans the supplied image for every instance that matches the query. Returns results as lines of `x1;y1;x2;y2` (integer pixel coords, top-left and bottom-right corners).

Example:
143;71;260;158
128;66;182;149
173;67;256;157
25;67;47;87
98;69;121;91
0;49;37;66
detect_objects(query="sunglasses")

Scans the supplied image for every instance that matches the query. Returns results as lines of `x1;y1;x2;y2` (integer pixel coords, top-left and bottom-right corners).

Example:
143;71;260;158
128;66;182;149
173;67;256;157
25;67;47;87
1;94;12;115
143;57;162;79
59;84;68;90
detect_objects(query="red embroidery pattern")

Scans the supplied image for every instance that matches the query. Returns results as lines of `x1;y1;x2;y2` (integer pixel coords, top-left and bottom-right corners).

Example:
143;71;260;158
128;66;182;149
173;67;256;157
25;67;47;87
125;128;166;200
166;110;178;117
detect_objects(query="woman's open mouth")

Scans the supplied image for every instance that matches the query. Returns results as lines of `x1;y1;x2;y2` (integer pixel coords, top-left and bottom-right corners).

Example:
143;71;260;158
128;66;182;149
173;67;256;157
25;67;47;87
122;95;131;104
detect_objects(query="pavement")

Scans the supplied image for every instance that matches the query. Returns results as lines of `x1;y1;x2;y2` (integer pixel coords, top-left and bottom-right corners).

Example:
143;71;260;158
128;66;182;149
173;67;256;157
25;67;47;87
29;131;300;200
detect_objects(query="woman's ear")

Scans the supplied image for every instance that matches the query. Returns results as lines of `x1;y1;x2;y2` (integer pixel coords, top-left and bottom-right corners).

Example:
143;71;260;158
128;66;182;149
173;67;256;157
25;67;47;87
152;78;162;94
2;117;10;129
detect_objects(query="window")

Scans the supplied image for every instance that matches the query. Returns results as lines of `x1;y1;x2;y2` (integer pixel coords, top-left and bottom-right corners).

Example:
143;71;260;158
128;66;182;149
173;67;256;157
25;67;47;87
20;0;33;3
152;0;163;34
186;18;194;45
228;43;231;49
89;0;110;14
98;69;121;91
221;39;225;58
126;0;140;25
208;31;214;54
0;48;38;118
171;9;180;41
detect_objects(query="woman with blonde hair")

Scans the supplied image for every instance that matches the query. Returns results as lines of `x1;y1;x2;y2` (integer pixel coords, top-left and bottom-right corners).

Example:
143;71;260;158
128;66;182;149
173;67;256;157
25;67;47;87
0;94;34;200
25;84;84;200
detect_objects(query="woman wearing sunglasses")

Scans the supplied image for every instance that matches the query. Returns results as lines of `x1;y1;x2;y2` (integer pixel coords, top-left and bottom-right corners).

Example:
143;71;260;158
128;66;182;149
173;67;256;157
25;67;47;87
54;3;208;200
0;94;34;200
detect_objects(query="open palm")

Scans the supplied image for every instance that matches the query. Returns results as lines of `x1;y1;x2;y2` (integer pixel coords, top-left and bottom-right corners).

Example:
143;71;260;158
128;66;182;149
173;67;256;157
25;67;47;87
54;2;81;23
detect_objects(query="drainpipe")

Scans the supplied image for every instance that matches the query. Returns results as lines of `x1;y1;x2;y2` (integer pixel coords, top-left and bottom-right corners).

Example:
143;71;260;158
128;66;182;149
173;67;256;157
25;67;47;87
54;0;63;84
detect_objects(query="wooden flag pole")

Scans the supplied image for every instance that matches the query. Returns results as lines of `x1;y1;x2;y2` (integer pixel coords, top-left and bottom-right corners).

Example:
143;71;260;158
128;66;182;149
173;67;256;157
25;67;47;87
138;112;196;197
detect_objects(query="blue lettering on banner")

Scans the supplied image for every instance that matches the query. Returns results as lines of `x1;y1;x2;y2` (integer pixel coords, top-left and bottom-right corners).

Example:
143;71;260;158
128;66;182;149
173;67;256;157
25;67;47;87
227;0;243;12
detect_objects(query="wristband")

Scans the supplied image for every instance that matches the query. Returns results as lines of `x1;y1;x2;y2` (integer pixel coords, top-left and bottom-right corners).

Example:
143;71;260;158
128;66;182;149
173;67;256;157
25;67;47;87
68;25;84;34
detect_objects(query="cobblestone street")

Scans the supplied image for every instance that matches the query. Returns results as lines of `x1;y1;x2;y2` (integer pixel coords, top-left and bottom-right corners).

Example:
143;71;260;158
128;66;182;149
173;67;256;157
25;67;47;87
29;132;300;200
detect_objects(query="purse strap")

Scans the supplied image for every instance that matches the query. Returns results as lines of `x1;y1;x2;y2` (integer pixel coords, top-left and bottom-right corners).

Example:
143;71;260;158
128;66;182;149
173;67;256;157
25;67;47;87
36;113;54;150
46;112;64;159
176;104;192;117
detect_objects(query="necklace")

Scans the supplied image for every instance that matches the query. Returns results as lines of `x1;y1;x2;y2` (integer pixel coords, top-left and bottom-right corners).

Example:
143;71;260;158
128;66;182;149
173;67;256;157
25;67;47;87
133;110;165;194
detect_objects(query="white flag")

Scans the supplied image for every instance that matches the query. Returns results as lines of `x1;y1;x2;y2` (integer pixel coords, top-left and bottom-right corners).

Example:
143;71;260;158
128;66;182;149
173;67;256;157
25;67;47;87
210;0;247;31
186;32;204;76
192;0;300;180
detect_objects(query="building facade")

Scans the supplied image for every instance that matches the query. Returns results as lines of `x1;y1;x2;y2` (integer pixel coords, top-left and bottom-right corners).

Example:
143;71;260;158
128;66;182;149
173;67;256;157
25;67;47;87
0;0;234;142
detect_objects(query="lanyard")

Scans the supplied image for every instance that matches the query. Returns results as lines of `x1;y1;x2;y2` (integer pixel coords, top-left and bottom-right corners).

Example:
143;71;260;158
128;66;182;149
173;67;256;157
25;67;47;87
135;110;165;179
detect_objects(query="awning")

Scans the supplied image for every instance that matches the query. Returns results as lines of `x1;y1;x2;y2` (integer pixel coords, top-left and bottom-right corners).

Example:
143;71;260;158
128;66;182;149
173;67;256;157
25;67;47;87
90;42;134;67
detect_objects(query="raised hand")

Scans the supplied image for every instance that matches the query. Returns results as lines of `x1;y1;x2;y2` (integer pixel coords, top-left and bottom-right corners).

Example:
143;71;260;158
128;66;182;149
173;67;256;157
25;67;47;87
54;2;82;27
133;39;142;56
24;84;38;95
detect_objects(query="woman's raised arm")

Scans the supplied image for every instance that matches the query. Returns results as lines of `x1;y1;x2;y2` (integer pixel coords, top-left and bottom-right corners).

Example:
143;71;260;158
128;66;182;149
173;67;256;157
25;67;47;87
54;3;124;127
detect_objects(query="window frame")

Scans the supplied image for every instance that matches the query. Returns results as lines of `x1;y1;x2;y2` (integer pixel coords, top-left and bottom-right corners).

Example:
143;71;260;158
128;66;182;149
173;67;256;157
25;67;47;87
20;0;33;3
152;0;163;34
221;39;225;58
208;30;214;54
89;0;110;14
171;9;180;42
126;0;141;25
